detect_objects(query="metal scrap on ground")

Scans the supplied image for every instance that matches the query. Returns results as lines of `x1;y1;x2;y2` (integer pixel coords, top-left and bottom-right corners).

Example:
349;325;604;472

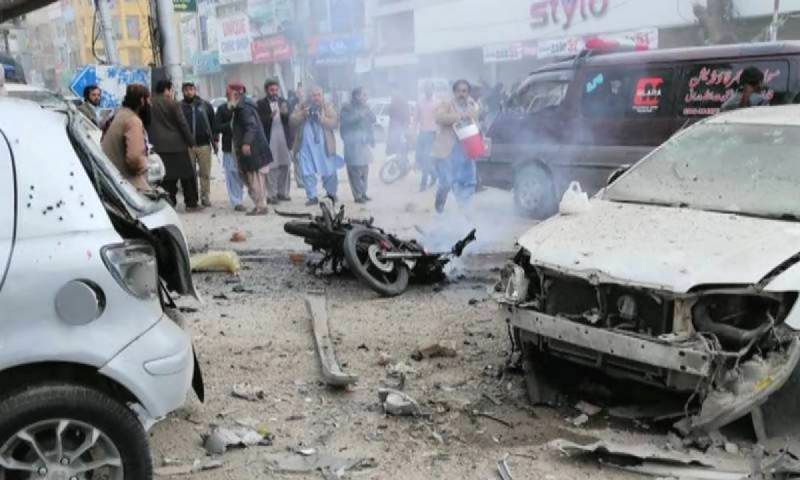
305;291;359;387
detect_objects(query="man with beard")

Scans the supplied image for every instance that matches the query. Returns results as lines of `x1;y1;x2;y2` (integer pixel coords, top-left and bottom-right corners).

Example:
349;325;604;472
102;83;151;190
79;85;102;126
148;79;198;211
340;87;375;203
180;82;218;207
229;83;273;215
256;79;292;204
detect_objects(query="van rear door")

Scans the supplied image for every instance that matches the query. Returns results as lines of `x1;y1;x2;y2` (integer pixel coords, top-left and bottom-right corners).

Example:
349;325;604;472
0;130;14;290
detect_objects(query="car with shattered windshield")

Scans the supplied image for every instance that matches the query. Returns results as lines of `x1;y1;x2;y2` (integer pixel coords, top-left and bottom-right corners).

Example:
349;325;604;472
0;97;202;479
497;104;800;440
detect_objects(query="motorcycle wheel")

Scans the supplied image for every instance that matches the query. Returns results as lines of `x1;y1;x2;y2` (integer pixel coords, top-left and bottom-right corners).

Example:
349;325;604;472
343;227;410;297
380;156;410;185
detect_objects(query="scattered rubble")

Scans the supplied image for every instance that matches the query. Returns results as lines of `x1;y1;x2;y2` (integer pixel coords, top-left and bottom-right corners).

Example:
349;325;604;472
411;342;458;361
202;424;273;455
265;449;377;479
230;383;266;402
305;292;359;387
379;388;422;416
497;453;514;480
377;351;394;366
575;401;602;417
569;414;589;427
229;231;247;242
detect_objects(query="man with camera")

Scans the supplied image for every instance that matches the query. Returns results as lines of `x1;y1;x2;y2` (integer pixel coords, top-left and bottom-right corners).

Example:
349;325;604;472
290;86;340;206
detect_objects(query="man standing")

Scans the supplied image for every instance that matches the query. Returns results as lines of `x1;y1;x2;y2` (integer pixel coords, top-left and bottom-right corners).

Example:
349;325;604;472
215;100;245;211
290;86;339;206
148;79;198;210
256;79;292;204
101;84;150;190
415;84;438;192
229;83;272;216
79;85;102;126
181;82;217;207
340;87;375;203
432;79;480;214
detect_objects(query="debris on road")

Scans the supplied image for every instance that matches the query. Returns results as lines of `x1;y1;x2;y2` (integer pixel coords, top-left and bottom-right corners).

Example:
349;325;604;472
575;401;602;417
190;251;241;273
230;231;247;242
379;388;423;416
202;424;273;455
306;292;359;387
231;383;266;401
266;449;377;479
569;414;589;427
472;410;514;429
411;342;458;361
377;351;395;366
497;453;514;480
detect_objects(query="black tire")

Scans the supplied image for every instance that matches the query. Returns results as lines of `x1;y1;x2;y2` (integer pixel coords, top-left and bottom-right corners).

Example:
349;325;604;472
343;227;410;297
0;383;152;479
513;163;557;219
284;221;327;244
379;156;410;185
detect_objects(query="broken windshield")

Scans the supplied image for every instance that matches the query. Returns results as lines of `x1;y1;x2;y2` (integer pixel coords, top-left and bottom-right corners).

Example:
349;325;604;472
604;122;800;219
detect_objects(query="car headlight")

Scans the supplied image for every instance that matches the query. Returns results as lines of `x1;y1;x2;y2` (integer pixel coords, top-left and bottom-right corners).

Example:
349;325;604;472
147;152;166;184
102;241;158;299
501;263;530;304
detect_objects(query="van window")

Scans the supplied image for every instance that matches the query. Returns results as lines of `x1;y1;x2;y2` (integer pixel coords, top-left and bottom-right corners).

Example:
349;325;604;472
581;68;674;118
679;61;790;116
511;80;570;114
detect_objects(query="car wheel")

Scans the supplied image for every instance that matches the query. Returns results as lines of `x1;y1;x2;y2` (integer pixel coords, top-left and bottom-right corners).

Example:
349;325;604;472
0;383;152;480
513;163;556;219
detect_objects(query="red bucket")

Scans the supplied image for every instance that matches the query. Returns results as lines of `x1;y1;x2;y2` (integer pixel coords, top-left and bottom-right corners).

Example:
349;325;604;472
454;122;486;160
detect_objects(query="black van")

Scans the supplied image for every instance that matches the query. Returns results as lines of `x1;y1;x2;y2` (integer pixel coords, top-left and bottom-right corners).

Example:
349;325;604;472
481;41;800;218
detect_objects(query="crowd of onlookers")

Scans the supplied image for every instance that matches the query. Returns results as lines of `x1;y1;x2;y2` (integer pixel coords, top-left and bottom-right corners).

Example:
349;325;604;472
87;75;493;216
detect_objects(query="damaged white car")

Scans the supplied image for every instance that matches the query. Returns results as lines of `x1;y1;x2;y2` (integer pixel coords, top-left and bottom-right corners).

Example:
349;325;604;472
497;105;800;440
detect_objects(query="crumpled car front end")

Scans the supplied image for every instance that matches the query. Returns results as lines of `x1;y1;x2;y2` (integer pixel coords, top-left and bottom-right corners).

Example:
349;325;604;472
496;211;800;439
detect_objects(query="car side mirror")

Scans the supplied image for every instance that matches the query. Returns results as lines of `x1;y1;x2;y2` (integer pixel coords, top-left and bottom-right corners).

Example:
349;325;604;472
607;165;630;186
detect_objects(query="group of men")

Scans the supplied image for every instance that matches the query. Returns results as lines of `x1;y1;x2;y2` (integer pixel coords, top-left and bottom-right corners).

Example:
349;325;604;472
92;75;483;216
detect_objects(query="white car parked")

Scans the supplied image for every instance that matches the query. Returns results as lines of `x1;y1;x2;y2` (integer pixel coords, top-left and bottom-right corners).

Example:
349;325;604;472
498;104;800;440
0;97;202;479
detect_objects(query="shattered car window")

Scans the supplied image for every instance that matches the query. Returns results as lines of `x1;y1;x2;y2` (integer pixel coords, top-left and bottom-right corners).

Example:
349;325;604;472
604;122;800;219
512;81;570;114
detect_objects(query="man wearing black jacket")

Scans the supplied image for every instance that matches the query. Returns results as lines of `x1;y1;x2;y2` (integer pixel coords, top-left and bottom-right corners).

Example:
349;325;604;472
256;79;292;204
215;101;245;211
181;82;217;207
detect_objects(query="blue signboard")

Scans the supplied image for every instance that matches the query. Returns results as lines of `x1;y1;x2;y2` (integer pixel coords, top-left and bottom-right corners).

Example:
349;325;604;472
312;34;365;65
70;65;151;109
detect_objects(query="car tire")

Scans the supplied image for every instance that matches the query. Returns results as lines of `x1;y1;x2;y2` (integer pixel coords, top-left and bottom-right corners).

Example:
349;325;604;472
0;383;152;480
513;163;556;219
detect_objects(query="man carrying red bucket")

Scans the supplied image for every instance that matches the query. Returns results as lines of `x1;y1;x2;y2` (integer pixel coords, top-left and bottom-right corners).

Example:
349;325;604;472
430;79;484;214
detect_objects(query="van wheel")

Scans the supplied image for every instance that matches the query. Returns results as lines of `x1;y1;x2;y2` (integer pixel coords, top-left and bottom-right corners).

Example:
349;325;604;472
513;164;556;219
0;383;152;480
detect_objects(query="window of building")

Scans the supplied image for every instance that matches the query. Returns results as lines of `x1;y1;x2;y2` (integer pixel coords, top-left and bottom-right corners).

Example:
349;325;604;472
111;16;122;40
126;15;140;40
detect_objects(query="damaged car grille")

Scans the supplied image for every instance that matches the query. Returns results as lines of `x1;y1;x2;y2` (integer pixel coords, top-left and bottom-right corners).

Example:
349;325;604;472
543;273;675;336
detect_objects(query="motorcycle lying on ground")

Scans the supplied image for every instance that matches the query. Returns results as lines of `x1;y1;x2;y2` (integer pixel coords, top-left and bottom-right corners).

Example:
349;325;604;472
379;153;412;185
282;201;476;297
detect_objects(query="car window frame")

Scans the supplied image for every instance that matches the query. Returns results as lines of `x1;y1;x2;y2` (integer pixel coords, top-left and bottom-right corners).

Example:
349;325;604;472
579;65;678;119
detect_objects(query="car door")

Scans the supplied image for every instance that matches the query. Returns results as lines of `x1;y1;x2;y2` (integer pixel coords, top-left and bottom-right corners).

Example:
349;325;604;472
0;129;15;290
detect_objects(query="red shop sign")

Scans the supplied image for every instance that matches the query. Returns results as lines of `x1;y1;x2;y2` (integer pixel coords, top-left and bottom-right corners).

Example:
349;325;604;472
251;35;293;64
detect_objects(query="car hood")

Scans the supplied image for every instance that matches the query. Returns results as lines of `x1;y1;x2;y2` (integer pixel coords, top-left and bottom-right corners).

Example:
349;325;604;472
518;200;800;293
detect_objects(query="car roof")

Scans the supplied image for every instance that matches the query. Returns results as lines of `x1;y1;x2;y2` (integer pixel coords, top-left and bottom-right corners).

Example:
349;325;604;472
5;83;50;93
706;104;800;126
0;97;65;133
536;41;800;73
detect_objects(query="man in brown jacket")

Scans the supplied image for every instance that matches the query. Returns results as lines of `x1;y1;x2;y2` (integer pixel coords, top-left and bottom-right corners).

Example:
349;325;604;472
431;79;480;213
290;86;339;205
102;84;151;190
148;79;199;210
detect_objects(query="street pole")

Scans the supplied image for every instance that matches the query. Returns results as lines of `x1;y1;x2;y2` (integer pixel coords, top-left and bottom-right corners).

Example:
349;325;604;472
770;0;780;42
155;0;182;87
96;0;120;64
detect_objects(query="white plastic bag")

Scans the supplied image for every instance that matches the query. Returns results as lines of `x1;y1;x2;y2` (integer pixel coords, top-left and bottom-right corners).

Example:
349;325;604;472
559;181;591;215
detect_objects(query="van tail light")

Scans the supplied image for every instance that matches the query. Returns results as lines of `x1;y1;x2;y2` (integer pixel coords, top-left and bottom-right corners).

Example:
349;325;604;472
102;241;158;299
